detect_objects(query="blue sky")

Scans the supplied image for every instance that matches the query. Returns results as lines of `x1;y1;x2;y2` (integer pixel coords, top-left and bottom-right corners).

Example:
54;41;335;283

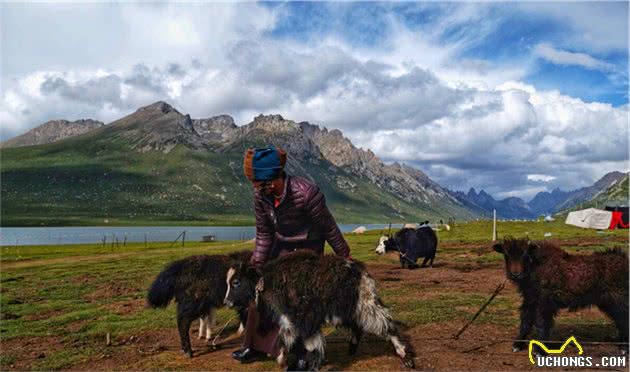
265;2;628;106
1;2;628;200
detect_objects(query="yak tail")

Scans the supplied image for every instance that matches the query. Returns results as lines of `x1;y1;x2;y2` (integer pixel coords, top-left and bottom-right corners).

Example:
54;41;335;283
147;260;184;308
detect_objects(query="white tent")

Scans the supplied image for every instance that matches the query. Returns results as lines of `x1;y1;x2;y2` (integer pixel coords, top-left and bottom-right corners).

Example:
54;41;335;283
544;215;555;222
565;208;612;229
352;226;367;234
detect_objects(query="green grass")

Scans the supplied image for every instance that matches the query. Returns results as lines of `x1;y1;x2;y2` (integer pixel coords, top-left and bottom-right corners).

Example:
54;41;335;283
435;218;628;242
0;221;627;370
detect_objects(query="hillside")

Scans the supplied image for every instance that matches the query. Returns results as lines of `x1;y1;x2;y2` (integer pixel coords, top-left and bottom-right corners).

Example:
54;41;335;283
559;173;629;212
1;119;104;148
0;102;479;226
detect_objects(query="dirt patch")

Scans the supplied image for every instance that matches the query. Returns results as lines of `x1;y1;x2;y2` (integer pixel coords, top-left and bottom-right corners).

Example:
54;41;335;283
86;281;142;302
23;308;66;321
105;299;147;316
1;336;66;371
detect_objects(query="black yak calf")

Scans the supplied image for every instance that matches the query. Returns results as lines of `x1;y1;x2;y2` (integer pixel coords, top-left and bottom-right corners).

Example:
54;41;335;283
376;226;438;269
493;237;628;354
224;251;415;370
147;250;251;357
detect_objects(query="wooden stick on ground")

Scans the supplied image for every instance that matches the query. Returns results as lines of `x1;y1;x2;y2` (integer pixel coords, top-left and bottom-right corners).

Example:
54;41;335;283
453;279;507;340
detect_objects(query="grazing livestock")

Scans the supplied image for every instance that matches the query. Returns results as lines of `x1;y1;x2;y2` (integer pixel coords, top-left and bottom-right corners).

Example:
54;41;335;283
224;251;415;370
493;237;629;354
147;251;251;357
375;226;438;269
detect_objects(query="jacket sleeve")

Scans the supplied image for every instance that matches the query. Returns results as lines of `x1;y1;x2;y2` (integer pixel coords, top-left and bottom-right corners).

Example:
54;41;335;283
305;186;350;257
251;196;274;268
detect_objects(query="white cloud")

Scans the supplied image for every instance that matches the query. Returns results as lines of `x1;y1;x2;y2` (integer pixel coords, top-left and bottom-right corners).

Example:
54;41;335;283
534;43;614;71
527;174;556;182
0;2;627;200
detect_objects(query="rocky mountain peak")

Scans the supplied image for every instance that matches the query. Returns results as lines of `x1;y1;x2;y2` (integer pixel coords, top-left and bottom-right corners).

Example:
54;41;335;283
136;101;180;115
192;115;238;145
247;114;300;134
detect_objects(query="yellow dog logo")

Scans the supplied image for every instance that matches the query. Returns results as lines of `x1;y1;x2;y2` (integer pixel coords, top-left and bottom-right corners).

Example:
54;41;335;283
529;336;584;364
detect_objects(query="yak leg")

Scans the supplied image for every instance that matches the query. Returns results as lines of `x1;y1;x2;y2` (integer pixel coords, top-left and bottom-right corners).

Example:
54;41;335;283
285;339;308;372
177;311;193;358
420;257;430;267
304;332;325;371
348;324;363;356
599;303;629;354
533;306;556;356
205;308;217;341
513;301;537;352
279;315;308;371
198;316;206;339
356;273;415;368
399;255;406;268
429;256;434;267
385;330;415;369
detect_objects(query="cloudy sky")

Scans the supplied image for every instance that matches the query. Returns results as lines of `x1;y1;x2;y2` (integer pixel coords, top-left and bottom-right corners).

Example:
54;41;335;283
1;2;628;200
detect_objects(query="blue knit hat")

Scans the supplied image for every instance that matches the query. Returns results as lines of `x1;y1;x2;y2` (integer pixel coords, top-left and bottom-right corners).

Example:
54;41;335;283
243;147;287;181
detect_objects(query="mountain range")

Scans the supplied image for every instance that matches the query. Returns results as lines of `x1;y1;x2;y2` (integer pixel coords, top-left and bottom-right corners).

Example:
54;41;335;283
0;101;477;226
1;101;626;226
452;170;628;220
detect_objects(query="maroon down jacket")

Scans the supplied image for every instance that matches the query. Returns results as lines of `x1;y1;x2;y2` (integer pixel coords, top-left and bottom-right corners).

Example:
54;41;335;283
251;175;350;267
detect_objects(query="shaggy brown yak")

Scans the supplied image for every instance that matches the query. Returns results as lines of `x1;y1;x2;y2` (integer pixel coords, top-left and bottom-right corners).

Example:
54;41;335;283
493;237;628;354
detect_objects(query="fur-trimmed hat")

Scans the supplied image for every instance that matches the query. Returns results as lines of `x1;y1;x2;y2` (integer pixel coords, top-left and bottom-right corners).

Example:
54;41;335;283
243;147;287;181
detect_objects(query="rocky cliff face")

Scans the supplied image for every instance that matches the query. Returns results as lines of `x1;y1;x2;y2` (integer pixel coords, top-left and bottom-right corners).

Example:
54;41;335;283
192;115;238;146
1;119;104;148
298;121;460;206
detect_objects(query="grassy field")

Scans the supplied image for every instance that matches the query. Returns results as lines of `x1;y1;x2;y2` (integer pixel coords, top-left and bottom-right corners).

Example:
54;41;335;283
1;220;627;370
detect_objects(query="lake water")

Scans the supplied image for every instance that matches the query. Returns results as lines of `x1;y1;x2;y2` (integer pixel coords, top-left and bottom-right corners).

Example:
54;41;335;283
0;224;390;246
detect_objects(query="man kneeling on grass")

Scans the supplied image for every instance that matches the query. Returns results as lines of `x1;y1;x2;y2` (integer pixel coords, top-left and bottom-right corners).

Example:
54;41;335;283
232;146;351;364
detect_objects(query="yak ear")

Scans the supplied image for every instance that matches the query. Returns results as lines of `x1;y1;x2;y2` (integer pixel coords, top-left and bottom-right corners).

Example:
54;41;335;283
492;242;504;253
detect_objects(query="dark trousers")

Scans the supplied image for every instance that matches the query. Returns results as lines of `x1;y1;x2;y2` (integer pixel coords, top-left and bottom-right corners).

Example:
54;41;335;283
243;302;280;357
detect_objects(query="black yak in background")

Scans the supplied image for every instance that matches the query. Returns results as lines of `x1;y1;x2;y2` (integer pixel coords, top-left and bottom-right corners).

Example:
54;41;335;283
147;251;251;357
493;237;628;354
376;226;438;269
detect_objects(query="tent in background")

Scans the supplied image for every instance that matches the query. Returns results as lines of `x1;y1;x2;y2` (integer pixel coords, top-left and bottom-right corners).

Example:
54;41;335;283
565;208;613;229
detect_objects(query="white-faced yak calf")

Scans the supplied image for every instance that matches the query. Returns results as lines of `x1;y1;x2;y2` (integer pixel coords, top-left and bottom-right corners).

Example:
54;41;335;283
493;237;628;355
223;251;415;370
147;251;251;357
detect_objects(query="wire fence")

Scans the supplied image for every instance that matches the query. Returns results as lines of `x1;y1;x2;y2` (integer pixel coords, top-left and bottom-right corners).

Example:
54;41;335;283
0;227;257;246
